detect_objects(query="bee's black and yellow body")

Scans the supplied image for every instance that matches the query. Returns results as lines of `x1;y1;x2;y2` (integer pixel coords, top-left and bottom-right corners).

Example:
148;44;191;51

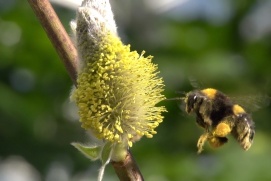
184;88;255;153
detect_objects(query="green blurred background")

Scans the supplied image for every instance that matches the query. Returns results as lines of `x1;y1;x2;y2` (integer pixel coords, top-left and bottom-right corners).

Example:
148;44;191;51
1;0;271;180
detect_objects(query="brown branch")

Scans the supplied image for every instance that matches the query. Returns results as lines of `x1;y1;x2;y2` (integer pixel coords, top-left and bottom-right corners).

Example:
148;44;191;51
27;0;143;180
112;150;144;181
27;0;78;85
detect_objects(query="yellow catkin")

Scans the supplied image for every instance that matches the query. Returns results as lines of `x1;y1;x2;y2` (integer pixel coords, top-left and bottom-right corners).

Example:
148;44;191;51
72;33;166;147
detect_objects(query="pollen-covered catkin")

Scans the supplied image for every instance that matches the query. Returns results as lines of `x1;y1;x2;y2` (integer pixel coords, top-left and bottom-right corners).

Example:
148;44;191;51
71;0;166;148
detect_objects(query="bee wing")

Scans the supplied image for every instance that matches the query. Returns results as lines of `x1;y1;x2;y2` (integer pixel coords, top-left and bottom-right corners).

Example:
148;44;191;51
188;76;203;89
232;94;270;113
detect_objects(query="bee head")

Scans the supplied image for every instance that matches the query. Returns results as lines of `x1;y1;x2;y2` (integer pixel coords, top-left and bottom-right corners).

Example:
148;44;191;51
185;90;204;113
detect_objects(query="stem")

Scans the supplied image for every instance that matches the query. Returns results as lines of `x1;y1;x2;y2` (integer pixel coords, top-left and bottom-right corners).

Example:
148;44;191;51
112;150;144;181
27;0;143;180
27;0;78;85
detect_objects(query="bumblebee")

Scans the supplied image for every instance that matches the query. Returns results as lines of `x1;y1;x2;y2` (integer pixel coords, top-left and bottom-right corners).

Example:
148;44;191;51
183;88;255;153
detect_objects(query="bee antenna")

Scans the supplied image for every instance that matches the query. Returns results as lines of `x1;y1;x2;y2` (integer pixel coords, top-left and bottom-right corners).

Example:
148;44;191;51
175;91;187;96
165;97;184;101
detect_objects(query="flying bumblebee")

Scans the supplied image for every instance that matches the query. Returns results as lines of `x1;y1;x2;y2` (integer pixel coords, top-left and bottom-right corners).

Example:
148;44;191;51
173;88;257;154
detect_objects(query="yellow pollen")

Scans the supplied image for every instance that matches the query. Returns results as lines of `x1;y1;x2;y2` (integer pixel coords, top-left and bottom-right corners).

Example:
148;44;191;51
213;122;231;137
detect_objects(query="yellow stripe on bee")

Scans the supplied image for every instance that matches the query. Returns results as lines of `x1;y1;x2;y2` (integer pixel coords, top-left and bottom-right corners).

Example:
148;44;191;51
233;104;245;115
201;88;217;99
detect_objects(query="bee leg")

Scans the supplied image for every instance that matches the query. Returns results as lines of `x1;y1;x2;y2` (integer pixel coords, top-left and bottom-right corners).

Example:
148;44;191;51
213;121;233;137
197;132;209;154
209;120;232;149
198;99;213;126
208;136;228;148
195;114;206;128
